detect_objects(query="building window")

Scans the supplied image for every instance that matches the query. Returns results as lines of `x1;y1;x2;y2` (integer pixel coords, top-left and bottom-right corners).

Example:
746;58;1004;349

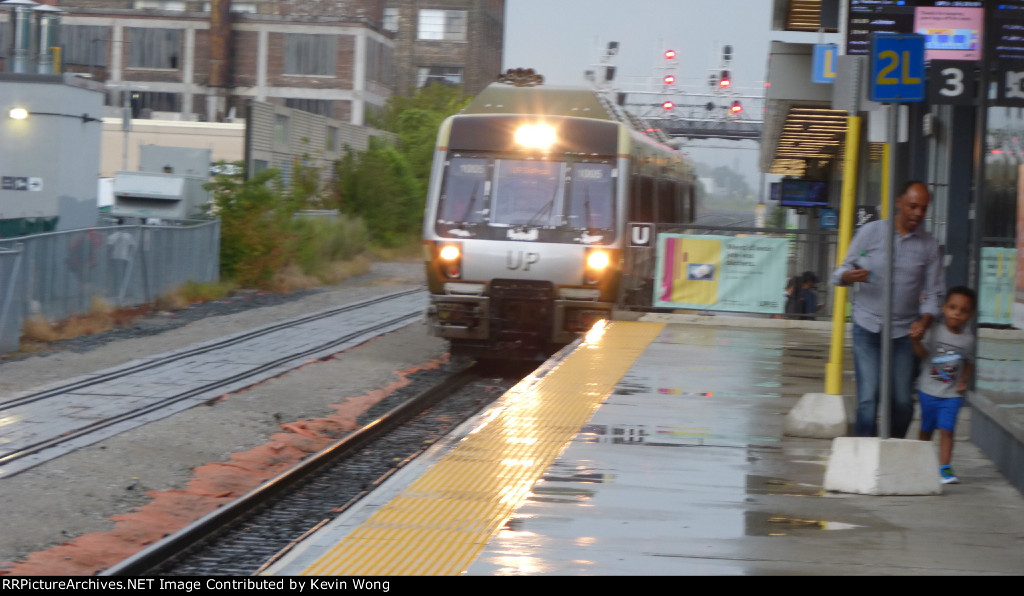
417;9;467;41
61;25;108;67
284;98;334;117
133;0;186;10
417;66;463;88
284;34;337;76
128;91;182;116
126;28;181;69
383;7;399;33
274;114;289;145
366;37;395;87
201;2;258;12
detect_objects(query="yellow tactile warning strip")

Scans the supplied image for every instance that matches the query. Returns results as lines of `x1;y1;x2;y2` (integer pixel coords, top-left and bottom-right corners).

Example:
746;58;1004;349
301;320;665;576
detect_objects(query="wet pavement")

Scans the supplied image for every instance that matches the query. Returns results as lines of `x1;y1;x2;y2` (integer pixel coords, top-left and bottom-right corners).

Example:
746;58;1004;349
468;320;1024;575
271;317;1024;575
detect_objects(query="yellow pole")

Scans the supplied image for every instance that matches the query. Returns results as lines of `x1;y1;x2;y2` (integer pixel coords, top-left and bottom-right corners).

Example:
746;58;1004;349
825;115;861;395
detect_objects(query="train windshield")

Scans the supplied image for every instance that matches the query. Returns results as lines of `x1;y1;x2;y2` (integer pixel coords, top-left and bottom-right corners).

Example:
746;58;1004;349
435;155;616;243
565;163;614;230
436;157;489;224
490;160;565;227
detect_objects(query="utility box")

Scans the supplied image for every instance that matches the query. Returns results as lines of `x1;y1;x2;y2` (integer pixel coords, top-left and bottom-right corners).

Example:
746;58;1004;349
112;146;212;220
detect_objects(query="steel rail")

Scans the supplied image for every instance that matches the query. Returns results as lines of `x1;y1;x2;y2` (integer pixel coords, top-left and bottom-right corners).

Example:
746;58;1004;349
100;361;481;577
0;309;422;475
0;289;423;412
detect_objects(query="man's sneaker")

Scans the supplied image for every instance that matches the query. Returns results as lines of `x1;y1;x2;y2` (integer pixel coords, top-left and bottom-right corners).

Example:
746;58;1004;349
940;465;960;484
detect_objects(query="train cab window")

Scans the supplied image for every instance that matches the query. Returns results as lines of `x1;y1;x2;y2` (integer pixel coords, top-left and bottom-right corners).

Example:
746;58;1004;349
438;157;489;224
490;160;566;227
565;163;614;230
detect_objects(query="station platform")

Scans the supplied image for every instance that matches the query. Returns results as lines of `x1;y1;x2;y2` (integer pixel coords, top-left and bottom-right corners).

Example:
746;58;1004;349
265;317;1024;576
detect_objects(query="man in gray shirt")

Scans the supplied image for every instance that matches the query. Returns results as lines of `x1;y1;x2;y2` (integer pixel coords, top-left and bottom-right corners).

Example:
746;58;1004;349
832;181;945;438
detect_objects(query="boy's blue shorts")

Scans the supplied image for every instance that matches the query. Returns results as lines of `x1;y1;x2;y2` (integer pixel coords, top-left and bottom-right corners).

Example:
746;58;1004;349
918;391;963;433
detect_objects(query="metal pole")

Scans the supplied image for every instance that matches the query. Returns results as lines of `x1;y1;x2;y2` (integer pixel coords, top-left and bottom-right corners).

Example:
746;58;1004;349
879;104;897;440
968;44;989;374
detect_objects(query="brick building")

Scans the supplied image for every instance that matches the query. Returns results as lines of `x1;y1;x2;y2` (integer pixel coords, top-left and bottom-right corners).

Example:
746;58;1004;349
0;0;505;124
382;0;503;96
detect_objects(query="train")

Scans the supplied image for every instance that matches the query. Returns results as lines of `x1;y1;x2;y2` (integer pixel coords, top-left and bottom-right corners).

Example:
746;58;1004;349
422;77;698;360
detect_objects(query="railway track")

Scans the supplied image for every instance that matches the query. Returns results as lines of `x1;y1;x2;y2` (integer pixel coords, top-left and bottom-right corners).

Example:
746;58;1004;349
101;360;526;576
0;289;426;479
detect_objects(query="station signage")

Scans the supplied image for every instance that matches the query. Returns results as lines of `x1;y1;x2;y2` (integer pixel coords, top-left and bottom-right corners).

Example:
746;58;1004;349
847;1;984;61
1;176;43;192
870;34;926;102
987;1;1024;63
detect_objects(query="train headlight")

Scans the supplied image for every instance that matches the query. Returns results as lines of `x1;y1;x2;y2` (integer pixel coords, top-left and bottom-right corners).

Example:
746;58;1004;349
439;244;461;262
514;123;556;150
584;249;611;285
437;243;462;279
586;250;610;271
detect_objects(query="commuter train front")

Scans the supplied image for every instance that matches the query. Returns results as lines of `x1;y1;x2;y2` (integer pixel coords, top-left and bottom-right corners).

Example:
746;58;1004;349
422;83;693;360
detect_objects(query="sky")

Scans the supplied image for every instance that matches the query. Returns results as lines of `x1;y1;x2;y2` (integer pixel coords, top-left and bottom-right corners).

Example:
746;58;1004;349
503;0;779;198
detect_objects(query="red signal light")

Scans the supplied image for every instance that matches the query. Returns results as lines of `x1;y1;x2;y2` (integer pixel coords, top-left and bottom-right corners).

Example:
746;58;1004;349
662;101;674;110
730;100;742;114
663;75;675;85
719;70;731;87
664;49;676;59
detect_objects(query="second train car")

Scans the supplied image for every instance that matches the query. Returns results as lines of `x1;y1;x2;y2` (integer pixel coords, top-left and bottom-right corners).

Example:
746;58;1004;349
423;80;697;360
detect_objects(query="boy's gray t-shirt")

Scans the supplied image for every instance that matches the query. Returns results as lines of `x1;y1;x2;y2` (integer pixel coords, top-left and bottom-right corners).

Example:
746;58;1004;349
917;322;975;398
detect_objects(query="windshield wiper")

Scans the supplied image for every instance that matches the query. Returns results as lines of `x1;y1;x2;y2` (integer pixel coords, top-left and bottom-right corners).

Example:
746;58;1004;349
584;185;593;229
460;181;481;222
526;185;559;227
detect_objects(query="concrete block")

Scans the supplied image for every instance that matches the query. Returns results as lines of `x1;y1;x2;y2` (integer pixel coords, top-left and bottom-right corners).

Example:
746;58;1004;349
783;392;848;438
824;437;942;495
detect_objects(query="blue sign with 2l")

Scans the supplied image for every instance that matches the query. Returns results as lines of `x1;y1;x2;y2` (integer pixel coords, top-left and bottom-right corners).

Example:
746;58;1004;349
869;34;925;103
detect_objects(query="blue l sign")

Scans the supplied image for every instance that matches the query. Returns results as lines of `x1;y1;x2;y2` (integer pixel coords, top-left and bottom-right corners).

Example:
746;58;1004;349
812;44;838;84
869;34;925;103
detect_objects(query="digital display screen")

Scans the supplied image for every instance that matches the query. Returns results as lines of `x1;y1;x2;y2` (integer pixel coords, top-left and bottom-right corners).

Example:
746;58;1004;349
780;179;829;208
989;1;1024;62
847;1;986;60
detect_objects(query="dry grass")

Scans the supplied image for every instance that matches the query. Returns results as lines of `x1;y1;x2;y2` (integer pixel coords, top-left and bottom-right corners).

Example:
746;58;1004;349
368;239;423;263
20;296;125;348
15;254;378;353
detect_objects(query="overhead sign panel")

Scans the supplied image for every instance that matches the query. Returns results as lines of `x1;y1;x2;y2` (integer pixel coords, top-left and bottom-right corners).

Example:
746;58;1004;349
813;43;839;83
870;34;926;102
988;1;1024;62
847;1;985;61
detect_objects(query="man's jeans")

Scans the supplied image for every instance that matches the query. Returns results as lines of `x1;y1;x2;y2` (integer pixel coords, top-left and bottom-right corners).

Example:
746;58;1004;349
852;323;915;438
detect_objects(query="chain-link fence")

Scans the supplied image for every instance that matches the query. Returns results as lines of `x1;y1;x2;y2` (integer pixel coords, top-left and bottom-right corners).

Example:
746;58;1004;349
0;243;25;354
619;223;839;319
0;219;219;353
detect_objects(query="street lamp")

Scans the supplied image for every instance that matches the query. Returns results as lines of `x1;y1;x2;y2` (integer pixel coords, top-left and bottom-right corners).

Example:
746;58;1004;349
7;106;101;123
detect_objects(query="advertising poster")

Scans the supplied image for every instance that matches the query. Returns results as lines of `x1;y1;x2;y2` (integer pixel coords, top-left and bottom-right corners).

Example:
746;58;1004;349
979;247;1017;326
654;234;789;313
914;6;983;61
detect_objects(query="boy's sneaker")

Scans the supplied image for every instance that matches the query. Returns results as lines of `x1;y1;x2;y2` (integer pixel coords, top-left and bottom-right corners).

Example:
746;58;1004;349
939;465;959;484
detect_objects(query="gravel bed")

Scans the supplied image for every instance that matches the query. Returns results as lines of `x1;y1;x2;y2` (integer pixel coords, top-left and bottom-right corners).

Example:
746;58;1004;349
0;259;456;573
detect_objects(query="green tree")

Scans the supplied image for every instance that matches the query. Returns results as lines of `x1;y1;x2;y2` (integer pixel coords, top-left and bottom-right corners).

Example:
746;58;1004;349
369;83;473;132
335;137;422;247
205;167;295;287
336;83;473;247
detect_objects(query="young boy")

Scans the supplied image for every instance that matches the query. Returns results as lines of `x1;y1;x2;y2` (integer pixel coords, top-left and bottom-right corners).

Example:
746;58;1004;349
912;286;977;484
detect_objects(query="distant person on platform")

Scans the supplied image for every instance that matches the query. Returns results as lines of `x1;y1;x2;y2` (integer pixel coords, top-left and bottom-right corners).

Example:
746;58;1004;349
799;271;819;320
832;180;945;438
